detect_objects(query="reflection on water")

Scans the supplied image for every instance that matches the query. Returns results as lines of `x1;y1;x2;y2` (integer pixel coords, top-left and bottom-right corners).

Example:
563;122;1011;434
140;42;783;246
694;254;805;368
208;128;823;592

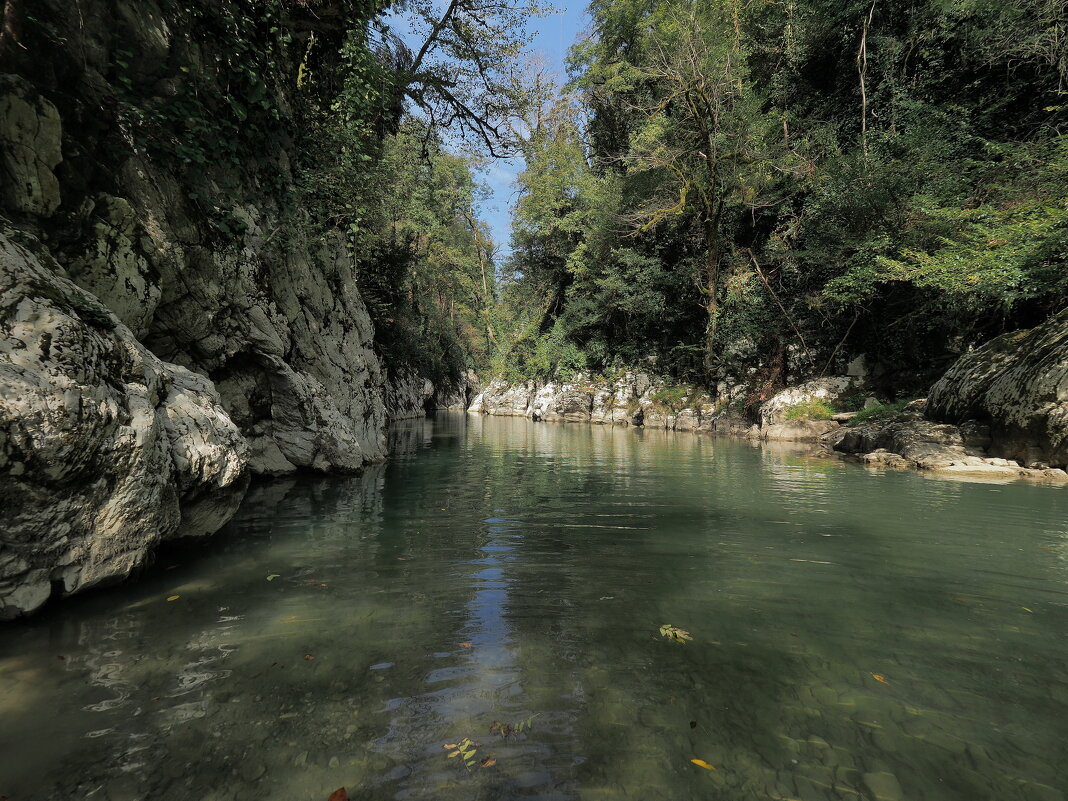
1;414;1067;801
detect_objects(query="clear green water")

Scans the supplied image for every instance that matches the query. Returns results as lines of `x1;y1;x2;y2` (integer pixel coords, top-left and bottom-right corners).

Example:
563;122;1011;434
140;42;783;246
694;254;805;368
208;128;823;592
2;414;1068;801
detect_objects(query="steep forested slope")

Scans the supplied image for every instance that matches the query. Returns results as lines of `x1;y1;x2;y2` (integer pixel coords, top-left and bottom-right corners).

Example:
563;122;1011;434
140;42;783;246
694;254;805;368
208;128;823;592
496;0;1067;404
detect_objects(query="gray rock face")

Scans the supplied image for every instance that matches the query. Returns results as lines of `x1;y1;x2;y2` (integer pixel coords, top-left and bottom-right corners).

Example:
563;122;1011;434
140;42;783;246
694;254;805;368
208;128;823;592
832;416;1068;481
384;370;434;421
61;195;162;339
469;373;733;431
0;75;62;216
0;229;249;618
927;307;1068;468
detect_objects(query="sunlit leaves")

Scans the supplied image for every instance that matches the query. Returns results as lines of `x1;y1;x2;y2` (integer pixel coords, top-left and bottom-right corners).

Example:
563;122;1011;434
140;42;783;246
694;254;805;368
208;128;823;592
442;737;485;771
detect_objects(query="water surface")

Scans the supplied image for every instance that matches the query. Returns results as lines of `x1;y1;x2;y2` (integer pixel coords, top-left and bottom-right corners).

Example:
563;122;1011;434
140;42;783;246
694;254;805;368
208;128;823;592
2;414;1067;801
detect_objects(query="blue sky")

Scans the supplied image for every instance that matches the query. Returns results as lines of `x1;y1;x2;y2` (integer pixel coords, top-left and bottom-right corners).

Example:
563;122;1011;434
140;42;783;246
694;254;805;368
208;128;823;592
477;3;590;263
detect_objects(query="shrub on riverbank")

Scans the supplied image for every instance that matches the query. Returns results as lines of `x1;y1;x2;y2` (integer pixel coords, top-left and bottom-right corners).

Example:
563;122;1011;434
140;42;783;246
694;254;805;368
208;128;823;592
783;400;835;421
849;401;911;427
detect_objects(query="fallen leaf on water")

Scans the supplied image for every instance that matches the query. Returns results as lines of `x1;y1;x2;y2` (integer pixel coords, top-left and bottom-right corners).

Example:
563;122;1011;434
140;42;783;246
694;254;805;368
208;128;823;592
328;788;349;801
690;759;716;770
1021;607;1034;613
447;750;462;758
304;654;315;661
166;595;180;602
480;757;497;767
459;642;473;648
266;574;280;581
659;624;693;644
319;583;328;588
443;743;458;749
872;674;889;685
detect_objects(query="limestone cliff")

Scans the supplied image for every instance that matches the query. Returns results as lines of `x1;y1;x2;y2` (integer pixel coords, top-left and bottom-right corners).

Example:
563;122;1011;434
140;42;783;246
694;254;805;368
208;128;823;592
0;1;401;615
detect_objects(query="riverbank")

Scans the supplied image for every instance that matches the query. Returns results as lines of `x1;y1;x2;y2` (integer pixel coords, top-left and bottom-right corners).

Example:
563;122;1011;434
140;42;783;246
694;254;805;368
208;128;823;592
468;306;1068;484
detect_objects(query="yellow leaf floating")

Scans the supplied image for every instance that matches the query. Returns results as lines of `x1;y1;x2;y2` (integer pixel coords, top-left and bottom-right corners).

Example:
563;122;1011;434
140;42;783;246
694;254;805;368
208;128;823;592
691;759;716;770
167;595;180;602
659;624;693;644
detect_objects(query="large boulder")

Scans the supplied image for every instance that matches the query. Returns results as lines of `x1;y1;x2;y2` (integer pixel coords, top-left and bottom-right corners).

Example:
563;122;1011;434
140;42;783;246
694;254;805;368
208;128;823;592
927;308;1068;468
468;378;537;417
531;380;595;422
0;228;249;618
759;377;856;427
590;372;650;426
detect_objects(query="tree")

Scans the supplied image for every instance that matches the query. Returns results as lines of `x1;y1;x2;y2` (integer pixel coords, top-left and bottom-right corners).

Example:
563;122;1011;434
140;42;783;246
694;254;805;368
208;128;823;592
388;0;553;156
605;1;787;374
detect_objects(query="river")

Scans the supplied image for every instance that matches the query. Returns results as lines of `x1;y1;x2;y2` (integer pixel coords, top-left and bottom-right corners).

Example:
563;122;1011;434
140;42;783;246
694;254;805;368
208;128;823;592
1;413;1066;800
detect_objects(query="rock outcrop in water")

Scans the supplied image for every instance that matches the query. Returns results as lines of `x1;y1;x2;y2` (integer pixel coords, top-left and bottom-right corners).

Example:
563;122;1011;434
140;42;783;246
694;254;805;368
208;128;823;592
832;309;1068;479
470;348;1068;482
0;228;249;618
470;373;754;435
926;307;1068;468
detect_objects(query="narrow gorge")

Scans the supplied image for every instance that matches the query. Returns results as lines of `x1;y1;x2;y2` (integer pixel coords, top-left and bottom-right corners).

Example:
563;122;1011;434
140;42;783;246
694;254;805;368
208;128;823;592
2;2;1068;800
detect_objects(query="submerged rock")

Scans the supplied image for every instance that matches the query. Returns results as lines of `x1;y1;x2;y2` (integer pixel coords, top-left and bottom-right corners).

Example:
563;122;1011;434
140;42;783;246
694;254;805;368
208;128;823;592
762;419;840;442
0;229;249;618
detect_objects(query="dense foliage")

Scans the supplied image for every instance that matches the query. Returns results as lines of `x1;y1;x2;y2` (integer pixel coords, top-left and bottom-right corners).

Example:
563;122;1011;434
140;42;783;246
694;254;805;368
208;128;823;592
496;0;1068;398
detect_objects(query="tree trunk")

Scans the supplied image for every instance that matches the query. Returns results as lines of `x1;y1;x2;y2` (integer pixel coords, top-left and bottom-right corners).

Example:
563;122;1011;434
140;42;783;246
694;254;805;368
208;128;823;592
702;199;725;377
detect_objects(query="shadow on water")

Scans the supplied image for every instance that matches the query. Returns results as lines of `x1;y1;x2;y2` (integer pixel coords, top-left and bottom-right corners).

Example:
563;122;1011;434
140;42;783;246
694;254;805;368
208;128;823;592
1;413;1067;801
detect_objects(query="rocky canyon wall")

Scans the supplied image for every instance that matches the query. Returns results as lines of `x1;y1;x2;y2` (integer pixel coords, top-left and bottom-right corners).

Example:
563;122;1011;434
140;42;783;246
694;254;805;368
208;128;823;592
0;1;417;616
